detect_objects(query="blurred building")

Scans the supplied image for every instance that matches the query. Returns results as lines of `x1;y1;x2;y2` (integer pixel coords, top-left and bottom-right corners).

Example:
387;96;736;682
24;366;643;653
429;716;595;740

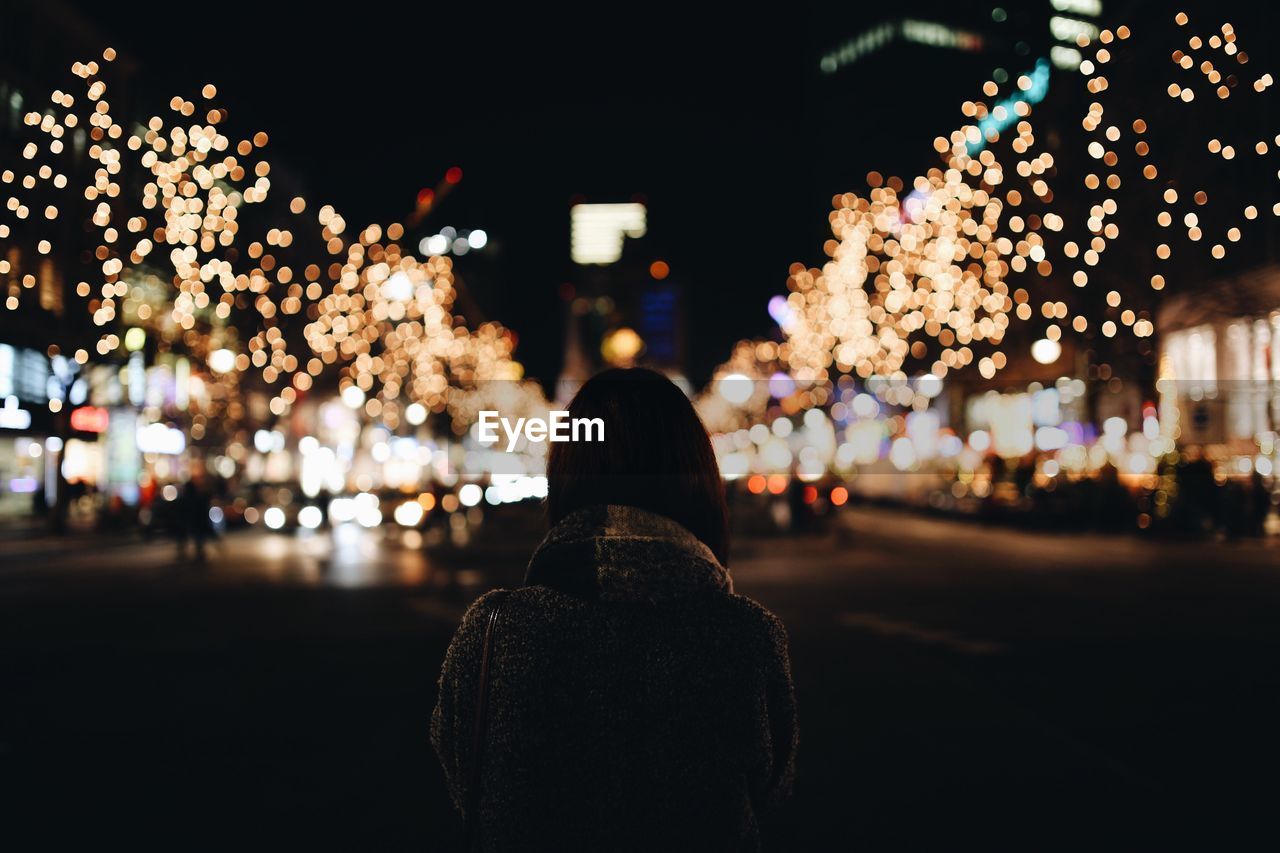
556;200;687;399
810;2;1091;178
1157;268;1280;465
0;1;140;530
0;3;332;532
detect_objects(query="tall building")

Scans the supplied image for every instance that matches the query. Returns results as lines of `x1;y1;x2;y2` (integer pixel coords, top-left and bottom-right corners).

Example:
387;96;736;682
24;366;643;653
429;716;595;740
809;1;1105;187
556;201;686;396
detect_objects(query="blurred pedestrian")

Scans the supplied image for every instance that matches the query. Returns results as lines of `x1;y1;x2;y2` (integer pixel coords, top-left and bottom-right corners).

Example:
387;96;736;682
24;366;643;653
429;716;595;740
788;475;811;534
1176;450;1220;537
176;467;214;562
1223;478;1249;539
432;367;797;851
1250;470;1272;537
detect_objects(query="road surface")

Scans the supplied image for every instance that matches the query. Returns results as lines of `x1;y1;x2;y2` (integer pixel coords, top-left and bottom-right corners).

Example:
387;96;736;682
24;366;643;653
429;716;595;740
3;506;1279;849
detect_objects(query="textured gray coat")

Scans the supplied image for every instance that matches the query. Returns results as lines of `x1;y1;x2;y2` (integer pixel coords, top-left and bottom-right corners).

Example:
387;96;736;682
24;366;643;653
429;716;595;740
431;505;797;851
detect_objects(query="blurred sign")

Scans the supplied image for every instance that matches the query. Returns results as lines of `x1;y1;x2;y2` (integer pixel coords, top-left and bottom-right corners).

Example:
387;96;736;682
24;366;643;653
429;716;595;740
1049;0;1102;69
136;422;185;455
819;19;985;74
70;406;110;433
0;396;32;430
639;284;678;365
128;351;146;407
107;409;140;503
989;393;1034;457
0;345;13;398
0;346;51;403
570;203;646;265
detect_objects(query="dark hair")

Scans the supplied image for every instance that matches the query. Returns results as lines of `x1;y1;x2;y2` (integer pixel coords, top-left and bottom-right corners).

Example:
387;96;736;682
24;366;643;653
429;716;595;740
546;367;729;565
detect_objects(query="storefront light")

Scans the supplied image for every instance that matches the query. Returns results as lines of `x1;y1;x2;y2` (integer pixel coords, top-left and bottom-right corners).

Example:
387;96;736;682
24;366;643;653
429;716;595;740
796;458;826;482
70;406;109;433
916;374;944;399
907;411;940;459
9;476;38;493
263;507;286;530
301;445;342;497
768;372;795;400
208;349;236;374
1031;338;1062;365
136;423;186;455
298;506;323;530
124;328;146;352
720;452;750;480
329;497;356;524
253;429;285;454
851;394;879;419
175;359;190;410
1034;426;1070;451
341;386;365;409
718;374;753;406
835;442;857;468
393;501;424;527
356;504;383;528
889;437;918;471
849;421;883;464
349;492;381;527
761;439;793;470
1126;453;1154;475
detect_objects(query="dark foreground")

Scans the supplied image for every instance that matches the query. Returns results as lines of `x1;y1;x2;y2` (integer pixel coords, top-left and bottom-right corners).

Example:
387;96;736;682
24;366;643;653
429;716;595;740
3;507;1280;850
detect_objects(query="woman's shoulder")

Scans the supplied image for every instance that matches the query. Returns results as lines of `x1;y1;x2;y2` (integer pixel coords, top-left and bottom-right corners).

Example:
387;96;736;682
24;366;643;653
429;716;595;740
718;592;790;645
460;585;584;626
461;585;787;646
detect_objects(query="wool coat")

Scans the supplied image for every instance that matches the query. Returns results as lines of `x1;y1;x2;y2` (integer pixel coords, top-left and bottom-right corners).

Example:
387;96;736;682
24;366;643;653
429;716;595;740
431;504;798;851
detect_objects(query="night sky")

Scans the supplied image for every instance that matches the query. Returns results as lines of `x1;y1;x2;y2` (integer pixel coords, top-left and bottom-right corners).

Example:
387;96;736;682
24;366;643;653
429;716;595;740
60;1;1084;381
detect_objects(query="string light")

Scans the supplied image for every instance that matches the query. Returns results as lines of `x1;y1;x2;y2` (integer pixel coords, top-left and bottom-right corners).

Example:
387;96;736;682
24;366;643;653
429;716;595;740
710;10;1274;401
0;49;528;428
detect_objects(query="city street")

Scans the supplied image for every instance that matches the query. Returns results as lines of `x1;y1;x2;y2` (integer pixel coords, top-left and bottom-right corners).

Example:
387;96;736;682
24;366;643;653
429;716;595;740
5;1;1280;849
4;506;1279;849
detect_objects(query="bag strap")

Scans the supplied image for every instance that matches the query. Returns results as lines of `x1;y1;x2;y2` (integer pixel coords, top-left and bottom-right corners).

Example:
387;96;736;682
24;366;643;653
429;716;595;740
464;589;512;846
